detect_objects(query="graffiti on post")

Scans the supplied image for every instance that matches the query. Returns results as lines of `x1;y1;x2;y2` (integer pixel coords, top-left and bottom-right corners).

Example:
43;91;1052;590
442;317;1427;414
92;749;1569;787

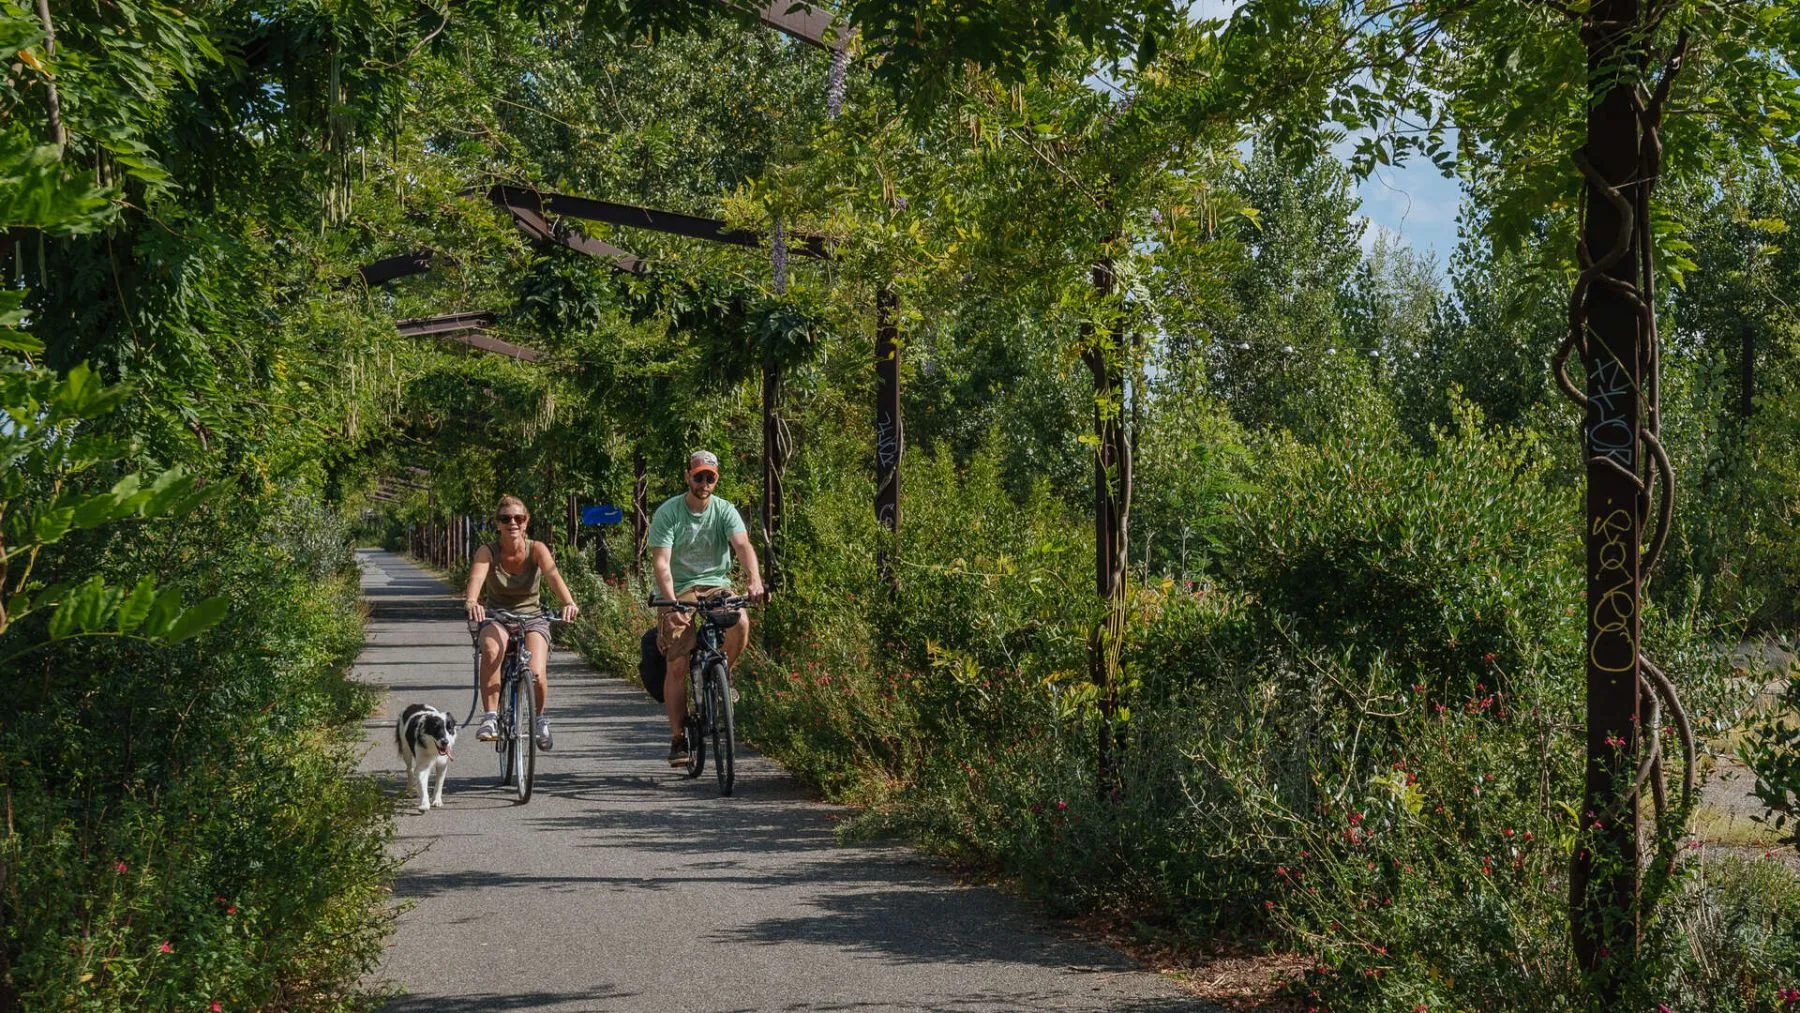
1587;357;1635;468
1589;507;1637;673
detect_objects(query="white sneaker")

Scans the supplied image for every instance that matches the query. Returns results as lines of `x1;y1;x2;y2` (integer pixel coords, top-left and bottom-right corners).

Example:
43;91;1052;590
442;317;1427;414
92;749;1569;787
476;714;498;742
535;716;553;751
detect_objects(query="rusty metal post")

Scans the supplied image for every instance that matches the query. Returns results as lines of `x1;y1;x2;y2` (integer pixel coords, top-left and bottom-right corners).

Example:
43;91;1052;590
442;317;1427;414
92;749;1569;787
761;364;786;591
1081;256;1127;791
632;451;648;578
875;288;902;586
1572;0;1645;980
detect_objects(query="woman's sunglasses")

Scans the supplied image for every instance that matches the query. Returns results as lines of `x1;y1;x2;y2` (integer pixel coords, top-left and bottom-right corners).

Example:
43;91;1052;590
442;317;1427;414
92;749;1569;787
497;514;528;525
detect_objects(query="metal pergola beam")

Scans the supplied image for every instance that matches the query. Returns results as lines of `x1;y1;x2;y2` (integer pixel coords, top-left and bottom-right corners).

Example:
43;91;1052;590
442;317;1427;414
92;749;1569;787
393;311;544;363
486;185;831;260
498;199;648;275
753;1;839;48
354;249;436;287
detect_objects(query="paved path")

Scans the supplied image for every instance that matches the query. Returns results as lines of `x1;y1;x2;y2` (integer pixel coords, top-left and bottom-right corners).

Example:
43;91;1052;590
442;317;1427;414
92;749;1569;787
354;550;1210;1012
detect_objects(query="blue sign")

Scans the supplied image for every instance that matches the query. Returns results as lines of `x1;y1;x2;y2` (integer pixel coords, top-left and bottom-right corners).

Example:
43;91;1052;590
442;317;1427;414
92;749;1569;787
581;504;625;526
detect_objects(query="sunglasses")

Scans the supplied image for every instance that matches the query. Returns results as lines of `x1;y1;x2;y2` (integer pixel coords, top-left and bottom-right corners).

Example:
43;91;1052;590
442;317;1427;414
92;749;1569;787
497;514;528;524
689;472;718;485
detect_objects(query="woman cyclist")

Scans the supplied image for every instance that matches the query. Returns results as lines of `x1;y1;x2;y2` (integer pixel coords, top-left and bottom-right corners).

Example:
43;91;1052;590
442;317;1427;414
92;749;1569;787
463;494;580;749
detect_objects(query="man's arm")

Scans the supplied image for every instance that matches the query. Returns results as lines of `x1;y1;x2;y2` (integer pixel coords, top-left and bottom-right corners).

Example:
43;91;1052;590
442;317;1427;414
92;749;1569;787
650;546;678;602
728;530;766;602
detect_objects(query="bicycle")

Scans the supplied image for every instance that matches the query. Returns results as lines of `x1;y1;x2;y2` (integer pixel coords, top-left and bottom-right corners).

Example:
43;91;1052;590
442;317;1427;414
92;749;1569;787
648;591;753;796
468;608;563;804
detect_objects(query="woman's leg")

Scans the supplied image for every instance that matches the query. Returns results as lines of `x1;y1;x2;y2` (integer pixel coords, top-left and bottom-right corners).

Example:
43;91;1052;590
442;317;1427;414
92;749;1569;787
525;629;551;712
479;624;508;712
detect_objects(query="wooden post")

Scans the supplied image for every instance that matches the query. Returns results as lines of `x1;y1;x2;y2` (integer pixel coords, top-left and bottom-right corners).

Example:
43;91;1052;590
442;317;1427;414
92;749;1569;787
875;288;902;586
567;494;580;553
1572;0;1646;981
1081;255;1128;791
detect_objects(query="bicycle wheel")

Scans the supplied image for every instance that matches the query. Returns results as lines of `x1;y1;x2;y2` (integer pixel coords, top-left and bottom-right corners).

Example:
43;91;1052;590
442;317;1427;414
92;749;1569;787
683;664;705;779
708;661;735;796
515;669;536;804
497;673;514;786
683;713;704;779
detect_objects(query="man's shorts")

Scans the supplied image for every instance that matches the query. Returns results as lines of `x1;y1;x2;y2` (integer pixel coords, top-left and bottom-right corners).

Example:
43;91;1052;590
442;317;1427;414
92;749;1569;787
477;613;552;647
656;586;740;659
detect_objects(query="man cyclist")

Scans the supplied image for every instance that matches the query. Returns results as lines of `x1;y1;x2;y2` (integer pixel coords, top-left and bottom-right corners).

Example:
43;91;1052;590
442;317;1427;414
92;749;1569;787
649;450;765;766
463;494;580;750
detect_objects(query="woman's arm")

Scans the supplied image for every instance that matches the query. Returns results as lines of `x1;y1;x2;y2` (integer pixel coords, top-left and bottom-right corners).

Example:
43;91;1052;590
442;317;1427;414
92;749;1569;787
534;541;581;622
464;545;492;622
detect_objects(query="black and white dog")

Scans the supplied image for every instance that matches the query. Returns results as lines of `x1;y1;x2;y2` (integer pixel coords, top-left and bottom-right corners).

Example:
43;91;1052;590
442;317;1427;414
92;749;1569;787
395;704;457;812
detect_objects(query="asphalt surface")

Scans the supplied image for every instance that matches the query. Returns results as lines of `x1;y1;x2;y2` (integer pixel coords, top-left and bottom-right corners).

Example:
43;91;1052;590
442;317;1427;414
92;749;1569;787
354;549;1212;1012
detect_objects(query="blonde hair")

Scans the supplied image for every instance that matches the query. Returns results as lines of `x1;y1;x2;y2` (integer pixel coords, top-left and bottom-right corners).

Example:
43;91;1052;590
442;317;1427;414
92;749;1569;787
494;494;528;521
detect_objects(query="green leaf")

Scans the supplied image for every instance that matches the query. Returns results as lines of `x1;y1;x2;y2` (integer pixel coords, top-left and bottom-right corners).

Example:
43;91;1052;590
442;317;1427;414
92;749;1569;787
72;488;127;529
164;596;227;644
143;586;184;638
71;576;115;633
46;595;77;640
32;504;75;543
139;467;197;517
0;329;43;353
115;576;156;633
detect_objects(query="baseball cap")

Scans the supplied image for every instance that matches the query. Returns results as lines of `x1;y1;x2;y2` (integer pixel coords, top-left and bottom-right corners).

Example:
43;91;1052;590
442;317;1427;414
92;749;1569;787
687;450;720;477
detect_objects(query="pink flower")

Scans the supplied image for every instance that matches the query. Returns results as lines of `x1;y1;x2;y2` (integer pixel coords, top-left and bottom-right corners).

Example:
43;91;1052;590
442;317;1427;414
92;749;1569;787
226;906;237;915
1055;800;1067;811
158;941;172;954
211;1004;223;1012
115;861;128;874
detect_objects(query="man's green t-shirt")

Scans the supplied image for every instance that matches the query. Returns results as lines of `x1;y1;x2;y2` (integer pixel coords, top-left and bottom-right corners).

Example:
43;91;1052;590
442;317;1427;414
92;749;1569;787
647;494;747;594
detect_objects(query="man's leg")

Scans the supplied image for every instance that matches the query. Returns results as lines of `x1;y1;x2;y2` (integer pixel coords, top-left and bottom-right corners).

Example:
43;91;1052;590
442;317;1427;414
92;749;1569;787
723;609;750;671
659;604;697;764
663;651;690;737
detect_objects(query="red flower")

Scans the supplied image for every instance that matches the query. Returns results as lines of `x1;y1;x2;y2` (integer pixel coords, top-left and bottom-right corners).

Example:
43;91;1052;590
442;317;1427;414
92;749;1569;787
211;1003;223;1012
226;906;237;915
115;862;128;874
158;941;172;954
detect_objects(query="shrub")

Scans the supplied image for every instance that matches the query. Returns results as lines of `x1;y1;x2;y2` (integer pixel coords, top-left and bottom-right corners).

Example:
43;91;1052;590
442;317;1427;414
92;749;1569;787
0;496;395;1011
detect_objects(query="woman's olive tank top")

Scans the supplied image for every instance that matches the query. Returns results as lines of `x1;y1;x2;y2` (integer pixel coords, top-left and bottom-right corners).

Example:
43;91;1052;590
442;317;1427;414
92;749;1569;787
483;541;542;614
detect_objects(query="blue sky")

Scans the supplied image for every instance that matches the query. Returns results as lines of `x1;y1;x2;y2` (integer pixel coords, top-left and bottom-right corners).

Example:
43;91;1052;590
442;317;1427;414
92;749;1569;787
1351;149;1463;272
1177;0;1466;273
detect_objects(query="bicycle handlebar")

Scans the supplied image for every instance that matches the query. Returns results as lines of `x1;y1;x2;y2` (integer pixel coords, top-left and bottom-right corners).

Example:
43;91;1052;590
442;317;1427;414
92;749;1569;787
647;593;760;612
